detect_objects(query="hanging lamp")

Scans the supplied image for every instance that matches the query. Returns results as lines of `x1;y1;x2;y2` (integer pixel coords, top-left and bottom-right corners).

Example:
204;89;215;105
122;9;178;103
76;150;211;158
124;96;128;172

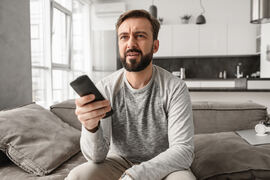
196;0;206;24
149;0;157;18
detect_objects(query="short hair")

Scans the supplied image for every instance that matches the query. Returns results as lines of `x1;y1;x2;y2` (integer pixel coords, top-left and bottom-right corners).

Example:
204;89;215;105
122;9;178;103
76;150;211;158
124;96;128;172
116;9;160;40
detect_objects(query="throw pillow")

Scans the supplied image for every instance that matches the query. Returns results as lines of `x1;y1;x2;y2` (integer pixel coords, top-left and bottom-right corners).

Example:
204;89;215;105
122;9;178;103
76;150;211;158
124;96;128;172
50;99;81;130
0;103;81;176
191;132;270;180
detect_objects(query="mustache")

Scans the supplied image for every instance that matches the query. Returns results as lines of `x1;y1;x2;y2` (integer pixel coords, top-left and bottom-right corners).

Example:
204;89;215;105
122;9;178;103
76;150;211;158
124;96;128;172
125;48;142;55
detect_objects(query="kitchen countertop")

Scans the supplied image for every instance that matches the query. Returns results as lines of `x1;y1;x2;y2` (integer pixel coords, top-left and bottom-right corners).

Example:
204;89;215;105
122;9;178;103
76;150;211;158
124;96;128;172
182;78;270;92
188;88;270;92
184;78;270;81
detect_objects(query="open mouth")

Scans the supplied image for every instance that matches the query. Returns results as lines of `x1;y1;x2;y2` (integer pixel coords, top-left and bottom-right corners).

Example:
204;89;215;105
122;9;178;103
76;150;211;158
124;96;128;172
126;52;140;58
125;49;142;59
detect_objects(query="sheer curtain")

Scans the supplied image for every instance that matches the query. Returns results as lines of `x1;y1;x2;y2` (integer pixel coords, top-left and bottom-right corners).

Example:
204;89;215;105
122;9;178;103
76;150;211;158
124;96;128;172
30;0;91;107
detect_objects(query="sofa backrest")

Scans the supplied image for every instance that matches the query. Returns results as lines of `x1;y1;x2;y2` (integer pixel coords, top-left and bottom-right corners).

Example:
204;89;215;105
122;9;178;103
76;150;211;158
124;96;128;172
192;101;268;134
50;100;268;135
50;99;81;130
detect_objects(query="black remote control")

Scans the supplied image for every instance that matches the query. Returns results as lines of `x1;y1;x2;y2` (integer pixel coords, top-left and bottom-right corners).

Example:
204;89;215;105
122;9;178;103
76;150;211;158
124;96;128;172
70;75;113;118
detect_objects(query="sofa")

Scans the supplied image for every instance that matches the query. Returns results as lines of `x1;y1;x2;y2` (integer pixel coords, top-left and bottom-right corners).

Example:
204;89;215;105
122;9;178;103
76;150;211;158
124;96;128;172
0;100;269;180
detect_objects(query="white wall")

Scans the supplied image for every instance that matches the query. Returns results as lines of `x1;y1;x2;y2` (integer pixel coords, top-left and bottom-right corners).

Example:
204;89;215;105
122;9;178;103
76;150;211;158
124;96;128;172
0;0;32;110
90;2;124;82
260;23;270;78
123;0;250;24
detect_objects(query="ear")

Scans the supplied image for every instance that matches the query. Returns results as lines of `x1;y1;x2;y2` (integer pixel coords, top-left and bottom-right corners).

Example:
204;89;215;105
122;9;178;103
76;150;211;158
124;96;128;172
152;40;159;54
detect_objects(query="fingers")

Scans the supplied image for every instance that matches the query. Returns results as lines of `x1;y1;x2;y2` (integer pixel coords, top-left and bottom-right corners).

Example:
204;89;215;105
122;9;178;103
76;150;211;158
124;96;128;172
77;105;111;121
81;114;105;130
74;95;112;131
75;94;95;107
76;100;110;115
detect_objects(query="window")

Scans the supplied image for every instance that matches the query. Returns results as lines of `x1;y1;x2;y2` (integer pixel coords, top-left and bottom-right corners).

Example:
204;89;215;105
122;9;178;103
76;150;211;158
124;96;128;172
30;0;90;107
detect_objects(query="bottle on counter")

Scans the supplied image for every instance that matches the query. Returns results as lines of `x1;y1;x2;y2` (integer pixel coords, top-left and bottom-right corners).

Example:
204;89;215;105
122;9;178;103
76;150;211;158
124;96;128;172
180;68;185;79
219;71;223;79
223;71;227;79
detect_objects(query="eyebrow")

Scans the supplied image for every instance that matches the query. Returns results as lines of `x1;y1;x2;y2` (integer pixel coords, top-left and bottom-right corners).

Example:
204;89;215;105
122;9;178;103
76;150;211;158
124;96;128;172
134;31;148;36
118;31;149;37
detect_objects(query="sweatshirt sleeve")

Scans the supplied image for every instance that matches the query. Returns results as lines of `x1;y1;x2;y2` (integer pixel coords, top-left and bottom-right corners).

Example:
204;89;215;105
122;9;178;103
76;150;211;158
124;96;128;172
126;82;194;180
80;81;112;163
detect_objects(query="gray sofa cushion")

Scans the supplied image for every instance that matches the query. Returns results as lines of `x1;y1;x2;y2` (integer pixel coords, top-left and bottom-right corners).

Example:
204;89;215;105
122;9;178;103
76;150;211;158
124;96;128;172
192;101;268;134
191;131;270;180
50;99;81;131
0;103;81;176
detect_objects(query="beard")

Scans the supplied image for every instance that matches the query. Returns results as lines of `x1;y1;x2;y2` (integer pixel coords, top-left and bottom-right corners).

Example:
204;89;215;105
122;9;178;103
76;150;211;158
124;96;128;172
120;48;153;72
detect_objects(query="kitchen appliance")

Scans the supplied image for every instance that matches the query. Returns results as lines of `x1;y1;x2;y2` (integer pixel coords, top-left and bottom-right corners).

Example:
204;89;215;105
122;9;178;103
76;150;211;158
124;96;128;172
250;0;270;24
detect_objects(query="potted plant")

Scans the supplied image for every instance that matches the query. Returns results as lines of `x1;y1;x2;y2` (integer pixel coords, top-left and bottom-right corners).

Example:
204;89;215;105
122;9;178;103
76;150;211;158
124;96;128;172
180;15;192;24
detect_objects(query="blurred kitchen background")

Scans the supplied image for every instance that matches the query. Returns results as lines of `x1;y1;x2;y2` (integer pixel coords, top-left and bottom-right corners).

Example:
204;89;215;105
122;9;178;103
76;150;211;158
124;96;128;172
0;0;270;111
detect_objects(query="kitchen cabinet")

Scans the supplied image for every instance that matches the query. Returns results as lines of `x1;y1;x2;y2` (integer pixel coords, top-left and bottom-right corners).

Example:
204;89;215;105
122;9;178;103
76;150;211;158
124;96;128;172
154;25;172;57
247;79;270;90
227;24;257;55
260;23;270;78
199;24;227;56
154;23;256;57
185;80;235;88
200;80;235;88
172;25;199;56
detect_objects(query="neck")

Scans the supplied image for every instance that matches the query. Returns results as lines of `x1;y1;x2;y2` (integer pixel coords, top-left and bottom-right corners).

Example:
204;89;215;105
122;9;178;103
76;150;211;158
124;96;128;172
125;63;153;89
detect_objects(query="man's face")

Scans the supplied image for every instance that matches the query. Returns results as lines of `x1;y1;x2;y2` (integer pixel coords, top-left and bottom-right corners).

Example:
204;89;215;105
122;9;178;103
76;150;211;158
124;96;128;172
117;17;159;72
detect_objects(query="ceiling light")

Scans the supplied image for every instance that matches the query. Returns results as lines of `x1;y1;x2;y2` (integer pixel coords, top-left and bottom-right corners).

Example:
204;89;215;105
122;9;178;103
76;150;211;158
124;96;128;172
196;0;206;25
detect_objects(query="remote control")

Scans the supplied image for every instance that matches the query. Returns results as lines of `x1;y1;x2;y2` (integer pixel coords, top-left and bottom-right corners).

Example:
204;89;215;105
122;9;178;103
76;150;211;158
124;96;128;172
70;75;113;118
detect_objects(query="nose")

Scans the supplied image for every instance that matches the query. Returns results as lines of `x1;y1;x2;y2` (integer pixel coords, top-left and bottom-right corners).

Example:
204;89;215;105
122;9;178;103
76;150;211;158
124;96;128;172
127;36;137;49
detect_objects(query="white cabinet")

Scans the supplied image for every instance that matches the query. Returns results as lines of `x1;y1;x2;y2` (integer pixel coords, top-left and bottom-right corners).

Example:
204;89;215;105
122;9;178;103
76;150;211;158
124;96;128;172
154;24;256;57
200;80;235;88
199;24;227;56
172;25;199;56
247;80;270;90
185;80;235;88
227;24;257;55
154;25;172;57
260;23;270;77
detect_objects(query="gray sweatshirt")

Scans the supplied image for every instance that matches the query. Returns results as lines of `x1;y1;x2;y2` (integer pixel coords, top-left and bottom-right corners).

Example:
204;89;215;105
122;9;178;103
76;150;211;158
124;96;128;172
80;65;194;180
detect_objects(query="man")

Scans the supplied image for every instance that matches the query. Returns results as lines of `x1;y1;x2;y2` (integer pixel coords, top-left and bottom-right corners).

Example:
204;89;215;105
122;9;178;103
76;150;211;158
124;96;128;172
66;9;195;180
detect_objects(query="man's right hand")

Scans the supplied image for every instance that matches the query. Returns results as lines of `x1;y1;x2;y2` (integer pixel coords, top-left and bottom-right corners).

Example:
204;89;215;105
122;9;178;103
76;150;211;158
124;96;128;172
75;94;112;132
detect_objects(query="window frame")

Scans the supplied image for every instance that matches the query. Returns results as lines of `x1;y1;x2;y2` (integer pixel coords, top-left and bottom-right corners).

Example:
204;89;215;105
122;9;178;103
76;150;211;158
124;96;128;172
30;0;91;107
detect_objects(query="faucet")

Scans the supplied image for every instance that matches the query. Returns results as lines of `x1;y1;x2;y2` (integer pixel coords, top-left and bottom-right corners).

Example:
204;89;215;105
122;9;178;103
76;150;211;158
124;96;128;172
235;63;243;79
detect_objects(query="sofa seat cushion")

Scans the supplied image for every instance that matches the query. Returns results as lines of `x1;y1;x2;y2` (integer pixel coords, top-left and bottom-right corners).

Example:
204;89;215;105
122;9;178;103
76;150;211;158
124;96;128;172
192;101;267;134
191;131;270;180
0;103;81;176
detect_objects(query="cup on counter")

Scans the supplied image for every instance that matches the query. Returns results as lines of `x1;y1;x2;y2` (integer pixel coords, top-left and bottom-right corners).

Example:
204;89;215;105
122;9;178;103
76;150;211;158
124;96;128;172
180;68;185;79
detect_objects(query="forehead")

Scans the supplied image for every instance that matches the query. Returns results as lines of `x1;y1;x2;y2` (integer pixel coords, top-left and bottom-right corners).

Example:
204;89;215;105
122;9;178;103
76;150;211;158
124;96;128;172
118;17;152;34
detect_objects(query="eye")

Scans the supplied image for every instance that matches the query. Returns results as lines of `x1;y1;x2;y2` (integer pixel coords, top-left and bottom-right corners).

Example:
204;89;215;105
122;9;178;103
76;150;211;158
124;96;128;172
137;34;145;38
120;35;128;40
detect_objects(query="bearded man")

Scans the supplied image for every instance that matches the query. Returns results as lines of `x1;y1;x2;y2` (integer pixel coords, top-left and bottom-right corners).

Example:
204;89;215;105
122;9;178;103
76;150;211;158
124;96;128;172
66;9;196;180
